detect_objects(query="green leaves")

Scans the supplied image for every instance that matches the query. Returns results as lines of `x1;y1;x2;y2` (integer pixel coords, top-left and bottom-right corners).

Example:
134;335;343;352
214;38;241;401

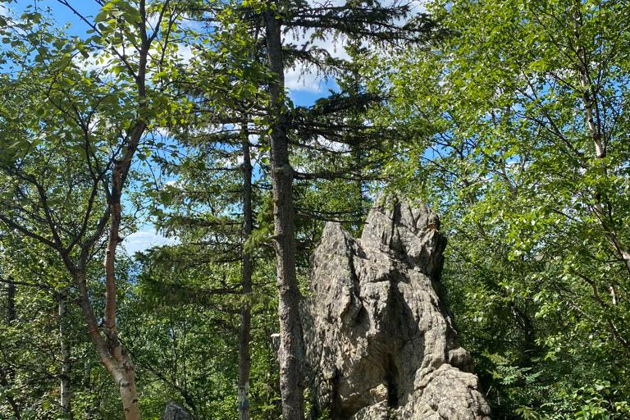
95;0;141;28
366;0;630;416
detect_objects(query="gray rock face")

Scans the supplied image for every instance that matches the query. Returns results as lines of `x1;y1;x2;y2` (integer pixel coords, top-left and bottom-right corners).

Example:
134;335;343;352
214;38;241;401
303;197;491;419
162;402;191;420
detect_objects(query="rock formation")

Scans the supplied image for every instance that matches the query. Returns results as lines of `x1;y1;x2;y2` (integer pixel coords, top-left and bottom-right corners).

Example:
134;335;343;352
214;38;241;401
162;402;191;420
303;196;491;419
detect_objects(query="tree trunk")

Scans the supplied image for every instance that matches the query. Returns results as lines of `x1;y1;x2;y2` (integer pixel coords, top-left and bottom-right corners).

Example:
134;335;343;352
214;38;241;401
238;124;254;420
264;7;305;419
73;268;141;420
572;3;630;277
1;279;20;418
114;360;141;420
6;276;15;322
101;181;141;420
58;293;72;418
0;369;20;419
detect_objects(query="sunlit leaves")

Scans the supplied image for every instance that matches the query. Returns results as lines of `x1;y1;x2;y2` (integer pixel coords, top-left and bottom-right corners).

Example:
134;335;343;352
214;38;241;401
366;0;630;416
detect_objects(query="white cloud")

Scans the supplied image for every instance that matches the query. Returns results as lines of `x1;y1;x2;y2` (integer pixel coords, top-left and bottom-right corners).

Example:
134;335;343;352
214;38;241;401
283;26;349;93
410;0;428;13
284;65;327;92
315;136;351;153
73;50;109;73
249;133;260;145
175;43;194;64
122;229;178;255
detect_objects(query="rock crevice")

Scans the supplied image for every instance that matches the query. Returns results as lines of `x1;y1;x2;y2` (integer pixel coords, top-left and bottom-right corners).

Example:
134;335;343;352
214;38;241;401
303;197;491;419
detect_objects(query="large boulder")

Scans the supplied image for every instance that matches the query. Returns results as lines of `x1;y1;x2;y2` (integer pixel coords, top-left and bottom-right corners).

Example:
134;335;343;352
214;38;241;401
303;196;491;419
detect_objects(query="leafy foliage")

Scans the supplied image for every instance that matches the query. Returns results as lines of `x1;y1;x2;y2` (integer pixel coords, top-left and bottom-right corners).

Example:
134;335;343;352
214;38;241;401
1;0;628;418
364;0;630;417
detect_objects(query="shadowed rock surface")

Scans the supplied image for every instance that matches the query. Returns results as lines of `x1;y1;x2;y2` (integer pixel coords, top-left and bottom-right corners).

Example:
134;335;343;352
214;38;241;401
162;402;191;420
303;197;491;419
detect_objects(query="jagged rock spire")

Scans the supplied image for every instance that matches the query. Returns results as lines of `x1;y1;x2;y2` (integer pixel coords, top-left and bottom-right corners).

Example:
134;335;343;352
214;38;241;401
303;196;491;419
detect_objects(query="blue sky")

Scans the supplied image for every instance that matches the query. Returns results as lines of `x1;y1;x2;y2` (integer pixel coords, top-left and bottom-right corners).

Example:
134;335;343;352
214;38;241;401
3;0;338;254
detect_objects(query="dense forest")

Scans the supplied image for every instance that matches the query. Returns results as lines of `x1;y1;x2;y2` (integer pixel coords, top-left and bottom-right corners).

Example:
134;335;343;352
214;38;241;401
0;0;628;418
